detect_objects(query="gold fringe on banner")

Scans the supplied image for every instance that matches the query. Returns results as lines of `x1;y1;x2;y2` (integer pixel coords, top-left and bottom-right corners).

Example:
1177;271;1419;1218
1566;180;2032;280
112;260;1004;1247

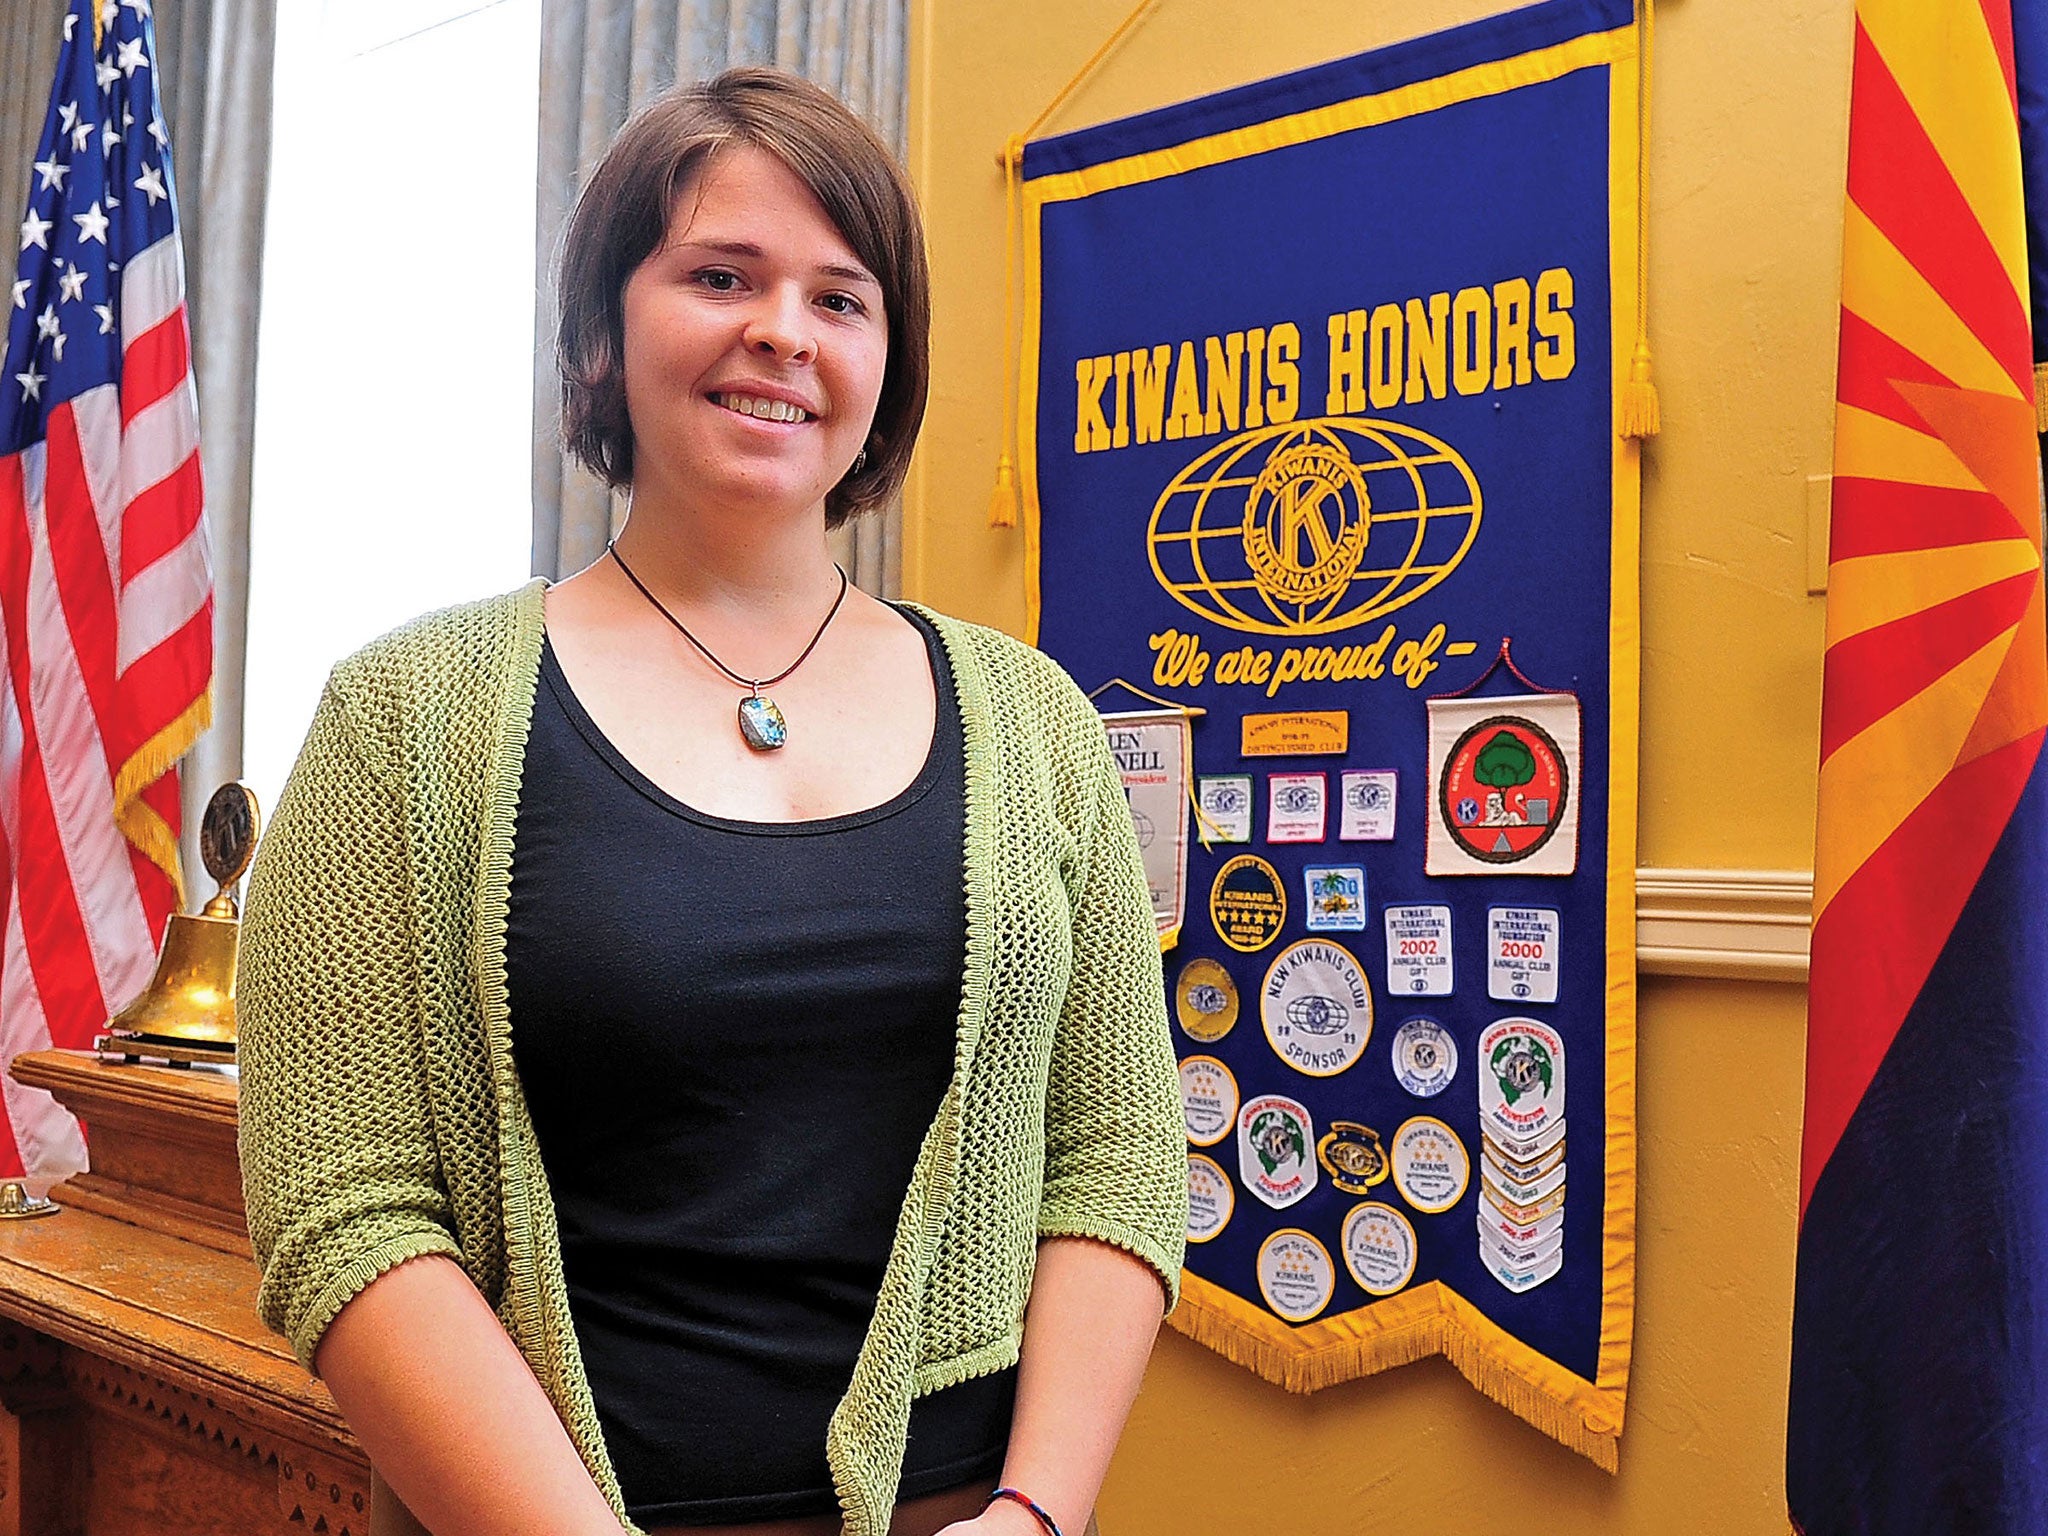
1619;0;1659;439
1167;1273;1625;1471
2033;360;2048;434
989;2;1161;528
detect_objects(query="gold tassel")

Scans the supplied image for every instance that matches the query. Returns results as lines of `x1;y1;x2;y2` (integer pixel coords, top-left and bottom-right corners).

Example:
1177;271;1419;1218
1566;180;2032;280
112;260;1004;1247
989;4;1160;536
1621;0;1660;442
987;452;1019;528
2033;360;2048;434
1620;339;1660;439
989;134;1025;534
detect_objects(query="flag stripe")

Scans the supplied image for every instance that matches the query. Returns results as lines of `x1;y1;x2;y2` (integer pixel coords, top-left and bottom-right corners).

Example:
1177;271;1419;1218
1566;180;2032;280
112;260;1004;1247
1823;536;2040;649
1860;0;2029;306
1841;203;2017;400
1825;477;2026;561
1820;568;2039;759
117;234;183;350
1834;401;1988;492
1814;620;2019;916
23;434;157;999
118;380;198;517
118;522;210;674
117;310;190;428
1846;23;2032;396
119;448;201;586
41;405;123;761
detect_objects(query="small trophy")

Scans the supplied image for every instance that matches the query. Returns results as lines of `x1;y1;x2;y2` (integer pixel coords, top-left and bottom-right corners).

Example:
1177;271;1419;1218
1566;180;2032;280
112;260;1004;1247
97;783;261;1067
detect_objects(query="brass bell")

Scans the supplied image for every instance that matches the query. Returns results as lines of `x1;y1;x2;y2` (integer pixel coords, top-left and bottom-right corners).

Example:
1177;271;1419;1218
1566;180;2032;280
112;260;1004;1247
103;784;260;1053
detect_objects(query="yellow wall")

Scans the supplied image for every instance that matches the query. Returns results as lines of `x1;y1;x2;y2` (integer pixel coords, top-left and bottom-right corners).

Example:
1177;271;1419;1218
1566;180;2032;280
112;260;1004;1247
903;1;1843;1529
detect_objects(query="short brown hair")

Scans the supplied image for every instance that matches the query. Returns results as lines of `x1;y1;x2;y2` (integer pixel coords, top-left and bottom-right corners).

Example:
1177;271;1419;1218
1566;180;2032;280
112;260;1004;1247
556;69;929;528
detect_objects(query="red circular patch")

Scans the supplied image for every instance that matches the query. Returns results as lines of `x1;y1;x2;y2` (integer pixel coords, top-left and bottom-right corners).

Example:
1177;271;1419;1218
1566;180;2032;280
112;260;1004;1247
1437;715;1570;864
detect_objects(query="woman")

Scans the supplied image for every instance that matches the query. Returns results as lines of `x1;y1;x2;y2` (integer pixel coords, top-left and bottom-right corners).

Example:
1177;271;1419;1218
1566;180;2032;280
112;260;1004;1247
236;68;1187;1536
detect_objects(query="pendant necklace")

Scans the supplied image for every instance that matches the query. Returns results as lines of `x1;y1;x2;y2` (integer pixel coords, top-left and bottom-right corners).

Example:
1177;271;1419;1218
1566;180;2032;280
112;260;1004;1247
607;542;850;752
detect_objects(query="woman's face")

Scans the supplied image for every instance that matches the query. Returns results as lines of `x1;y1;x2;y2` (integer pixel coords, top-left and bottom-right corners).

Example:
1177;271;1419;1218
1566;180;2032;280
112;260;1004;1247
619;145;888;521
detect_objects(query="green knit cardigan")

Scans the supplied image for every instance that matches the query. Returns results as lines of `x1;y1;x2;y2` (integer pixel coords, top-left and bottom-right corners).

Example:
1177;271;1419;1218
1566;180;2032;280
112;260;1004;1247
235;580;1187;1536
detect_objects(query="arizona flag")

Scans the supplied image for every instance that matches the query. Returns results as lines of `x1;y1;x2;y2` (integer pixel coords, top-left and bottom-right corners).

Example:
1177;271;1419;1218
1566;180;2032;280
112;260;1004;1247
1788;0;2048;1529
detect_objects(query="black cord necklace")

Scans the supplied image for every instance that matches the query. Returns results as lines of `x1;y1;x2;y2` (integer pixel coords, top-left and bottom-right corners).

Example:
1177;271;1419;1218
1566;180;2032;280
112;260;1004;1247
607;541;850;752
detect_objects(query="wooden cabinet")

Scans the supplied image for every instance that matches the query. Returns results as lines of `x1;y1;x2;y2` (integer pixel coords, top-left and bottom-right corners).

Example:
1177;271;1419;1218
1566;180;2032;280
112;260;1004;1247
0;1050;379;1536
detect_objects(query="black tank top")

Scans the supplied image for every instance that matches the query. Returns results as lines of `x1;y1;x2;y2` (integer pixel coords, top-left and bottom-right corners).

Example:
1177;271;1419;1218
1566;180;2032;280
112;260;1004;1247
506;608;1014;1526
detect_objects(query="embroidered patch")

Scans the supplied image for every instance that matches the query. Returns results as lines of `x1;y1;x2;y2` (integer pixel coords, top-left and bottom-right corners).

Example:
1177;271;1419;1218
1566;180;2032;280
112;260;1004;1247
1257;1228;1337;1321
1383;903;1454;997
1186;1154;1235;1244
1391;1115;1470;1214
1425;693;1581;876
1316;1120;1389;1194
1303;864;1367;932
1487;906;1560;1004
1338;769;1399;841
1197;774;1255;843
1482;1144;1566;1207
1266;772;1328;843
1341;1201;1418;1296
1477;1017;1567;1157
1178;1054;1239;1147
1237;1093;1318;1210
1242;711;1349;757
1175;957;1240;1042
1261;939;1373;1077
1390;1015;1458;1097
1210;854;1288;953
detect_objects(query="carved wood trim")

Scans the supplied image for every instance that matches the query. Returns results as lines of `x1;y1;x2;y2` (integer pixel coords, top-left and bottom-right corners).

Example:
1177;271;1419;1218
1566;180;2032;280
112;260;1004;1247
61;1352;272;1473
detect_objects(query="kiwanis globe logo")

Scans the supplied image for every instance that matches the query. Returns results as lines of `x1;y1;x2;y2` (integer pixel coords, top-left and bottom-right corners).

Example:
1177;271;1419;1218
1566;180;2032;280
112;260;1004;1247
1146;418;1482;636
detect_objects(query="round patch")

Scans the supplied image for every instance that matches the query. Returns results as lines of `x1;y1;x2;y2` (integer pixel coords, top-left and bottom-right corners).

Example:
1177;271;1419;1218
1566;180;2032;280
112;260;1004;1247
1237;1093;1318;1209
1316;1121;1389;1194
1391;1115;1470;1213
1260;939;1373;1077
1391;1016;1458;1097
1186;1154;1234;1243
1437;714;1571;865
1341;1201;1418;1296
1178;1055;1238;1147
1210;855;1287;953
1175;957;1240;1042
1256;1228;1336;1322
1477;1017;1566;1152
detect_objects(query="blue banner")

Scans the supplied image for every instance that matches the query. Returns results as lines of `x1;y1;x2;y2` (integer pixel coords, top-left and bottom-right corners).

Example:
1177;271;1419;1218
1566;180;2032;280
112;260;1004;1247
1021;0;1640;1463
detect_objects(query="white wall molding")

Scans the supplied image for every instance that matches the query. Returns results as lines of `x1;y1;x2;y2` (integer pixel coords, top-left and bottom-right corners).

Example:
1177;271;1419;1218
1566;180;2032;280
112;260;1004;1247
1635;867;1812;984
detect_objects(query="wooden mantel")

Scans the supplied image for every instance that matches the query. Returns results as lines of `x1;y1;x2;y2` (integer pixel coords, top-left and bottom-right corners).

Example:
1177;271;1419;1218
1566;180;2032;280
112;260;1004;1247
0;1048;380;1536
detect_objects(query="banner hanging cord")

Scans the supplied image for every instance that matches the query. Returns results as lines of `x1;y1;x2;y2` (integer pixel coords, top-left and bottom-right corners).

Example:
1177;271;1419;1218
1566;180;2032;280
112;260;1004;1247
990;0;1162;529
1620;0;1660;439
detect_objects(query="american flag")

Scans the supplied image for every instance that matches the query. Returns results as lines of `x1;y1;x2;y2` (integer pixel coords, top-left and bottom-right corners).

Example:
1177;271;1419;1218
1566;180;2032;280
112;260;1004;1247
0;0;212;1180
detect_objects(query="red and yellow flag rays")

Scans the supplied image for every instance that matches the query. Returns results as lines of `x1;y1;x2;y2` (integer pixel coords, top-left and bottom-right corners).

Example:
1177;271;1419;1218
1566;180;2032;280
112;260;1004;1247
1804;0;2047;1218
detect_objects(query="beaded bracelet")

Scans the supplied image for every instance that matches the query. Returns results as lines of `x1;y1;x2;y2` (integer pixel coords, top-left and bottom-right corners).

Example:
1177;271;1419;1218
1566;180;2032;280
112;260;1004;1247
986;1485;1065;1536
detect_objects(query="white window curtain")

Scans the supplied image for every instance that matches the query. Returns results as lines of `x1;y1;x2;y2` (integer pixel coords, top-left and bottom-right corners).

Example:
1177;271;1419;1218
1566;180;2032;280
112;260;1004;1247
531;0;908;595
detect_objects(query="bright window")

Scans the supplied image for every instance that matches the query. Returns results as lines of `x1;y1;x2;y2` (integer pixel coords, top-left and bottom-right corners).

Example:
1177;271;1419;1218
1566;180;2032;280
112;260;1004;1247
244;0;541;815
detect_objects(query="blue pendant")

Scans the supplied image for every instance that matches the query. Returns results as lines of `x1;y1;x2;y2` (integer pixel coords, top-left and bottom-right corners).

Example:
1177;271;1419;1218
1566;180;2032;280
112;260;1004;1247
737;693;788;751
